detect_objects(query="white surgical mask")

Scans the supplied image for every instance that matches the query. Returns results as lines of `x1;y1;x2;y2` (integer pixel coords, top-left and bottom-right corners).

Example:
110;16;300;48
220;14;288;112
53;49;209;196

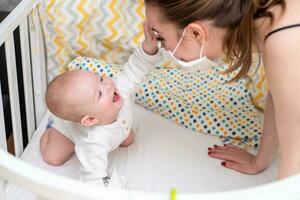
160;28;217;71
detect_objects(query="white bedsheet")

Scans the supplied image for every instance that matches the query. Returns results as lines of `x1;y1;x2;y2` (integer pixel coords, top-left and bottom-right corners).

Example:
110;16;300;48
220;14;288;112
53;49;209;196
7;104;277;199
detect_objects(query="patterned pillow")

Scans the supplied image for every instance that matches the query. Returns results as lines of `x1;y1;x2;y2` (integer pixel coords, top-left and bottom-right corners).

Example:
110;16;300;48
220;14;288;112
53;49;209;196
136;65;264;149
38;0;145;81
69;56;264;149
69;57;123;77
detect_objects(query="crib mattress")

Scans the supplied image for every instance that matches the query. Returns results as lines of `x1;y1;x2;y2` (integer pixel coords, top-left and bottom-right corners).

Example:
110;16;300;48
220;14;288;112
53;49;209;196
7;104;277;199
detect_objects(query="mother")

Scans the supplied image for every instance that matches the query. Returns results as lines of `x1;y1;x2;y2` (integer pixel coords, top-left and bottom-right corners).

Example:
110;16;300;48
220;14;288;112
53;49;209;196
144;0;300;179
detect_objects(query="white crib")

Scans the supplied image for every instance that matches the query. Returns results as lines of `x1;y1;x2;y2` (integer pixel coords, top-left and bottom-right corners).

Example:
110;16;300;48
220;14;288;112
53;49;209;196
1;0;300;199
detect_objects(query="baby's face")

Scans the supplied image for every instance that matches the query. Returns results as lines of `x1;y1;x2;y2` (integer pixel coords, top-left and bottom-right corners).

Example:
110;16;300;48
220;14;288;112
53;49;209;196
81;73;123;124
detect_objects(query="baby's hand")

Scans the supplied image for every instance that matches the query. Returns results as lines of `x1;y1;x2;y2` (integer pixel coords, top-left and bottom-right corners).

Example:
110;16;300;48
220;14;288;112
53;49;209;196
119;131;134;147
142;21;158;55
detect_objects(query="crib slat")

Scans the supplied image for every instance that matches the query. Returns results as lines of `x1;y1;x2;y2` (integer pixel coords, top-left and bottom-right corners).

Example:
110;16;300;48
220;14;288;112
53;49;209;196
5;35;23;157
0;0;36;46
0;86;8;151
20;17;36;141
29;7;47;126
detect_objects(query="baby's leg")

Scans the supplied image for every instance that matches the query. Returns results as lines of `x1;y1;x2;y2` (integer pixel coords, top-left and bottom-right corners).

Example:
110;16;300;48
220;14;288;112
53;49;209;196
40;128;75;166
120;131;134;147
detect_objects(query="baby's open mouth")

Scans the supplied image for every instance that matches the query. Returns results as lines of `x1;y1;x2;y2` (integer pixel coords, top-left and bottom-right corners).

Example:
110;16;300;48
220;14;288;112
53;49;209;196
113;92;120;102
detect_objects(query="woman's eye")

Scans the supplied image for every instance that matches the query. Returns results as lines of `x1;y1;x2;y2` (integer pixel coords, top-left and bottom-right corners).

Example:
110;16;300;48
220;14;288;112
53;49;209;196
156;37;164;41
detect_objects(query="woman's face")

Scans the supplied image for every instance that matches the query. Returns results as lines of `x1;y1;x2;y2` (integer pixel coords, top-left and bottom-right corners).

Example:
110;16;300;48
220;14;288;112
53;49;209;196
145;4;201;61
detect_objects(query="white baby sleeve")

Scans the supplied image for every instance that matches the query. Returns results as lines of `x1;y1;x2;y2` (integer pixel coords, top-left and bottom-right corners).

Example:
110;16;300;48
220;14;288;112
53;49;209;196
75;129;112;186
49;113;85;142
114;45;159;94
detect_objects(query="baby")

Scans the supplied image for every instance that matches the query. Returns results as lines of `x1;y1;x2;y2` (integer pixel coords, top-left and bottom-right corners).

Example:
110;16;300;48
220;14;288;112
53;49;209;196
40;22;159;186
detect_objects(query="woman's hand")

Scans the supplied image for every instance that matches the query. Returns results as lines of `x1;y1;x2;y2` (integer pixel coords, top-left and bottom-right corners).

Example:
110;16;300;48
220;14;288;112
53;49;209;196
142;21;158;55
208;144;265;174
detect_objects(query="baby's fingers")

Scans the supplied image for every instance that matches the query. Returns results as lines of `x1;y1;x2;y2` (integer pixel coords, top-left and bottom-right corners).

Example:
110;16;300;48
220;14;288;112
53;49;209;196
143;22;150;38
143;21;155;41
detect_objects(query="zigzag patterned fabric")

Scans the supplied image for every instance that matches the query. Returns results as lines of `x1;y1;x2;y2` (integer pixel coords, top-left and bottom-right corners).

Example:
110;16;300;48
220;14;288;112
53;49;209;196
247;58;269;112
38;0;145;81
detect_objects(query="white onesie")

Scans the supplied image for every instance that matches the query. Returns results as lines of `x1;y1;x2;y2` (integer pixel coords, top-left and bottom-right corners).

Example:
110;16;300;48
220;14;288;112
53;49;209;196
49;45;159;185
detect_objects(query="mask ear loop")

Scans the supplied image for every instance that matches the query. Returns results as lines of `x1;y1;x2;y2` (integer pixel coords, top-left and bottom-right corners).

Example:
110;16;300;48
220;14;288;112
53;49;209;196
200;40;205;58
172;28;187;55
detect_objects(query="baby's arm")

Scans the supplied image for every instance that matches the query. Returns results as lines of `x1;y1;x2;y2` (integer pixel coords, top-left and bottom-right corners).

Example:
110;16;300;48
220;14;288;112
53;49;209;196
114;22;159;94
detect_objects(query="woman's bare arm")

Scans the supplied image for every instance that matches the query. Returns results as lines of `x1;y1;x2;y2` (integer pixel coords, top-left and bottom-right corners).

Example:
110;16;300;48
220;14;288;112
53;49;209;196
255;92;279;171
263;28;300;178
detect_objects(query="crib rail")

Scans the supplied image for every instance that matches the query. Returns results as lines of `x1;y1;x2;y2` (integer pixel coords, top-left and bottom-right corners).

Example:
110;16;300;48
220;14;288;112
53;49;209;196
1;0;300;200
2;143;300;200
0;150;134;200
0;0;47;156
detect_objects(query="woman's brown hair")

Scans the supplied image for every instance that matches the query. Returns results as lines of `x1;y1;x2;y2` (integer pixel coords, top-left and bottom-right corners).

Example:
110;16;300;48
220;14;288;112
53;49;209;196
145;0;285;81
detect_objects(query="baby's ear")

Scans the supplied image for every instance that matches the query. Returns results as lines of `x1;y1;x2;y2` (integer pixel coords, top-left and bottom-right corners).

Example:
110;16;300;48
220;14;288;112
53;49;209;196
80;116;98;127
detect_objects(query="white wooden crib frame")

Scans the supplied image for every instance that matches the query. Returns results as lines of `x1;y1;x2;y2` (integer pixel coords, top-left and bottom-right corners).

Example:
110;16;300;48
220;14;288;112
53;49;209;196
1;0;300;199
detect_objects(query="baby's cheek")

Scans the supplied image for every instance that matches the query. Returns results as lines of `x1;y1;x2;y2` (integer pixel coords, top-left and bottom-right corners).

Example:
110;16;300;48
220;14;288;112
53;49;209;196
103;99;114;109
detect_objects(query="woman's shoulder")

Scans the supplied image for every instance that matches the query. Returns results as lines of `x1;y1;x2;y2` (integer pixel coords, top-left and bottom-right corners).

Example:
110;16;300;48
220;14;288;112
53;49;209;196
260;1;300;94
256;0;300;41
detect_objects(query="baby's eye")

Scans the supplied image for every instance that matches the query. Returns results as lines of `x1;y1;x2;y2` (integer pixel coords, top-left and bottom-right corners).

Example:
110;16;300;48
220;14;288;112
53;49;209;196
100;76;103;82
99;90;102;98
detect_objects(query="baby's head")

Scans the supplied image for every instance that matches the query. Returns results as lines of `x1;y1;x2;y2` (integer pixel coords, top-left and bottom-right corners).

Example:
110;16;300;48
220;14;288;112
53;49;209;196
46;70;123;126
